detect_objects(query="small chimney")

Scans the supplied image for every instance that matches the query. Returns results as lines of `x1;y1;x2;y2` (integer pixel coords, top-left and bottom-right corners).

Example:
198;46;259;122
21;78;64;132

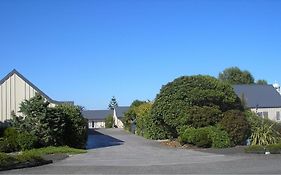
273;82;281;95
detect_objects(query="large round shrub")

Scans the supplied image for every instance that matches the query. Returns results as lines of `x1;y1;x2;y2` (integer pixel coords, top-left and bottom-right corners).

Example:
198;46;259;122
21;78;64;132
220;110;250;145
150;75;243;139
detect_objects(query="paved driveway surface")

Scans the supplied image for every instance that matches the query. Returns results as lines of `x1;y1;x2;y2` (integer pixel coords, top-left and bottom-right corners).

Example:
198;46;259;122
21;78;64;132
2;128;281;174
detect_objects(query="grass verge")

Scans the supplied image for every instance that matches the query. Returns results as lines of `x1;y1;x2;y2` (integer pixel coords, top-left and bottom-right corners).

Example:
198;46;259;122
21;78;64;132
245;144;281;154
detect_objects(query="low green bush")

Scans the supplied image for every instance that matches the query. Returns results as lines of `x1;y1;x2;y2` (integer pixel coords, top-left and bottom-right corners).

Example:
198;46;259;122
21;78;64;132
105;115;114;128
208;127;231;148
179;126;231;148
178;127;196;144
179;127;212;148
194;128;212;148
0;128;39;152
17;132;38;151
0;127;20;153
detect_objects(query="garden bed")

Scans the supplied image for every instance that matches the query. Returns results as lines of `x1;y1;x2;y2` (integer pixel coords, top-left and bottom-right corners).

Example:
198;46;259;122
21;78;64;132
0;146;86;171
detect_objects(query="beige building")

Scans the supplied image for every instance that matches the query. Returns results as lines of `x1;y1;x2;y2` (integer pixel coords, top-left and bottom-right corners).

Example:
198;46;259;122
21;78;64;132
0;69;73;122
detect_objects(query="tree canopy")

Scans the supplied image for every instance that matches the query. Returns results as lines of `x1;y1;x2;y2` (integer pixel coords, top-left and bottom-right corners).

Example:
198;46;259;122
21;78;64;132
218;67;255;84
256;79;268;85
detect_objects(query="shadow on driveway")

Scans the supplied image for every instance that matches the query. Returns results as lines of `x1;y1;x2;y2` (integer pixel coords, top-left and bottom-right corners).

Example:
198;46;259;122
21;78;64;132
86;129;124;149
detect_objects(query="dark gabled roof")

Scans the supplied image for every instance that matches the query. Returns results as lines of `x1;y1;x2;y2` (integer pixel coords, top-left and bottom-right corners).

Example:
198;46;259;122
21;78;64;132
82;110;113;120
115;106;130;118
233;84;281;108
0;69;74;105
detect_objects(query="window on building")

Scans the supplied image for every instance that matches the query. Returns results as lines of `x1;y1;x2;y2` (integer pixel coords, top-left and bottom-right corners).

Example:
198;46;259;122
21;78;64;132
257;112;263;117
276;112;280;121
263;112;268;119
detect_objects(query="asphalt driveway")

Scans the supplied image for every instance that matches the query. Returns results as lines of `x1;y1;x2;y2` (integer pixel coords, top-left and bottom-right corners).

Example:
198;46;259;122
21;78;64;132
2;128;281;174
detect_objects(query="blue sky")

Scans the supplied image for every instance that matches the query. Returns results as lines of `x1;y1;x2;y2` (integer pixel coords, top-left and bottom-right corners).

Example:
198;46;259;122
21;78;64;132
0;0;280;109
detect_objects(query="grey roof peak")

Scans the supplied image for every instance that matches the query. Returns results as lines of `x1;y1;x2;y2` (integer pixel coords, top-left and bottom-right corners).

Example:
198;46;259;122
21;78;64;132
233;84;281;108
0;69;73;105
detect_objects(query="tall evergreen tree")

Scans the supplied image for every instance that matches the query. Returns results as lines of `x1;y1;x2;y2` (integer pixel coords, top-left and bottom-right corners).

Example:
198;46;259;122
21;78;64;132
108;96;118;110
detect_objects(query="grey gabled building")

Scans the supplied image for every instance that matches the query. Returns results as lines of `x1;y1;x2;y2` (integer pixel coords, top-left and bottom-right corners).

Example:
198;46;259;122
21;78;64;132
233;84;281;122
82;109;113;128
83;106;129;129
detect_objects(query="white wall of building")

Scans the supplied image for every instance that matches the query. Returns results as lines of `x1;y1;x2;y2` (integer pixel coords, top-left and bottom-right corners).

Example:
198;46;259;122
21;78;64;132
88;120;105;128
113;109;124;128
250;107;281;122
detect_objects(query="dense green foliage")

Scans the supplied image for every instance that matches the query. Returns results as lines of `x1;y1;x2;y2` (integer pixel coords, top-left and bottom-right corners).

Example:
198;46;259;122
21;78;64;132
123;100;154;138
0;128;20;153
218;67;255;84
17;132;38;151
134;103;153;137
183;106;222;128
56;104;88;148
256;79;268;85
105;115;114;128
219;110;250;145
11;94;88;149
150;75;243;139
123;100;146;131
179;126;230;148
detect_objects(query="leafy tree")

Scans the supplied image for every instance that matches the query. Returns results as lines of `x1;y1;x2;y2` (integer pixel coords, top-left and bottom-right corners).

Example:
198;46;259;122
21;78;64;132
123;100;146;130
56;104;88;149
108;96;118;110
12;94;66;146
150;75;243;139
105;115;114;128
11;94;88;148
134;103;153;137
256;79;268;85
218;67;255;84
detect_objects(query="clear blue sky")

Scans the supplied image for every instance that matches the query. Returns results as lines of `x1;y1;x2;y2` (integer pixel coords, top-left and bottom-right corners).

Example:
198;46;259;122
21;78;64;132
0;0;280;109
